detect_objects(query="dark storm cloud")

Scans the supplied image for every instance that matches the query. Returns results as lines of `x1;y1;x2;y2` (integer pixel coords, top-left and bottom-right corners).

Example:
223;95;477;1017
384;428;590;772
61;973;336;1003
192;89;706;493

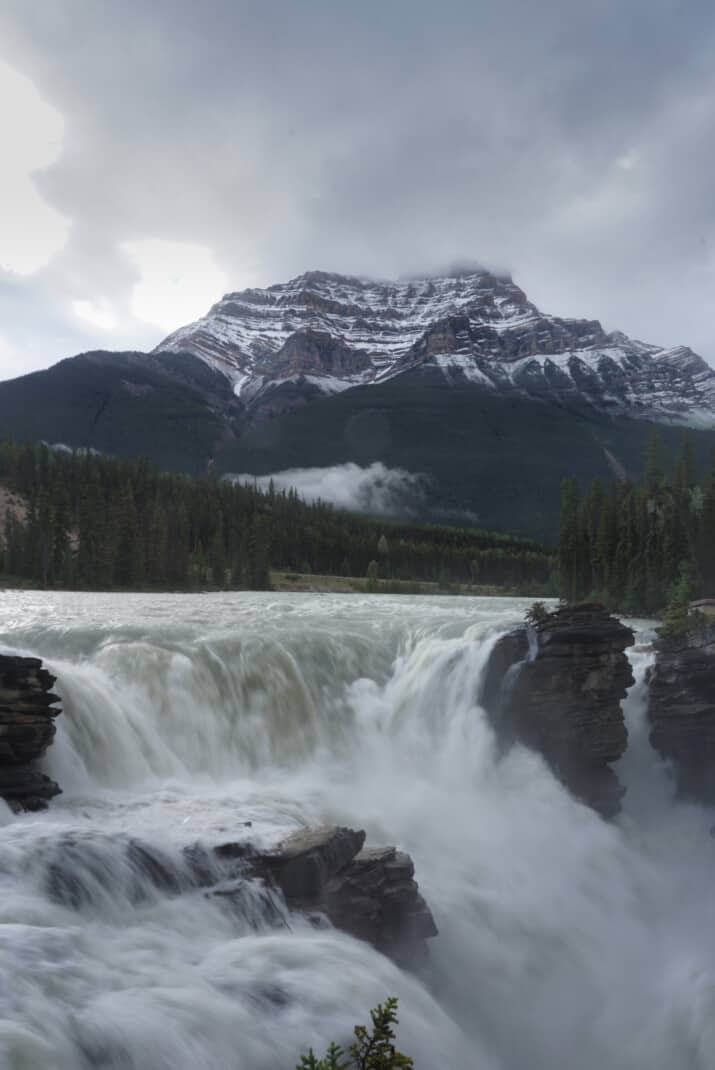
1;0;714;375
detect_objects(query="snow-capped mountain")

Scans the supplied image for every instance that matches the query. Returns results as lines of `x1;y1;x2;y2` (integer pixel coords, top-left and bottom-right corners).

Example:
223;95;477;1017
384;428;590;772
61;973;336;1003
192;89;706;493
3;265;715;539
156;268;715;426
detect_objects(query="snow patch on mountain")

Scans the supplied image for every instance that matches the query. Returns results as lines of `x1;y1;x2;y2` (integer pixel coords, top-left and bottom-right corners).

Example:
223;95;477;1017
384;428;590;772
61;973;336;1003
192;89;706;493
155;268;715;427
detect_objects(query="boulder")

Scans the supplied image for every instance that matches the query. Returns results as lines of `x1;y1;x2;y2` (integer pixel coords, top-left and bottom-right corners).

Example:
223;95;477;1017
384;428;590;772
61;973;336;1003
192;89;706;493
260;825;366;901
0;654;62;811
324;846;438;968
212;824;437;966
648;625;715;803
481;604;634;817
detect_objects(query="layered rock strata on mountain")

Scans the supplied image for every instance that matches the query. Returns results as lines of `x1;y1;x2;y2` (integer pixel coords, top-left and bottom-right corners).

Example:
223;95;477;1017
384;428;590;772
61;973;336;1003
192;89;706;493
215;824;438;966
648;625;715;803
155;268;715;424
0;654;62;810
481;605;634;817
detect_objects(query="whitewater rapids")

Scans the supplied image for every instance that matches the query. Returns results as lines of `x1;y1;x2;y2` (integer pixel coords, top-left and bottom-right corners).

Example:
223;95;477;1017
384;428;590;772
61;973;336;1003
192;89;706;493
0;590;712;1070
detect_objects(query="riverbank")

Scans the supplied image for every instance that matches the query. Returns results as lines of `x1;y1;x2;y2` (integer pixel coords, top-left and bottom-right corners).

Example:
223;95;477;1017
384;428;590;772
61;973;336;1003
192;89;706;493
266;569;550;598
0;568;552;599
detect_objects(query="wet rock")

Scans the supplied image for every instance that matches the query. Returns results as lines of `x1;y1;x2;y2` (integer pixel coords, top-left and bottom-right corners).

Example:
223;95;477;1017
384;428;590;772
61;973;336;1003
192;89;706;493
211;824;437;966
0;654;62;811
0;766;61;812
481;604;634;817
648;625;715;803
212;839;256;862
46;834;190;908
260;825;366;901
324;846;438;968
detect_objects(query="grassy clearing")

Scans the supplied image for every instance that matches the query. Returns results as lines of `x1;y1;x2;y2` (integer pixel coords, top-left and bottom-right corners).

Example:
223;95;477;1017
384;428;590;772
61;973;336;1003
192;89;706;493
270;569;546;597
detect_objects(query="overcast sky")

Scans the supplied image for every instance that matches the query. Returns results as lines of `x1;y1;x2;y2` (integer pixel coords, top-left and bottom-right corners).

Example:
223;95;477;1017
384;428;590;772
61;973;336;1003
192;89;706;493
1;0;714;380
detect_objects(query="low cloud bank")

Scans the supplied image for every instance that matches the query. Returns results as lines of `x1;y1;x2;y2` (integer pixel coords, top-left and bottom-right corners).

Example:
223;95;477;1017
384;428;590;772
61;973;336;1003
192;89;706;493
228;462;426;517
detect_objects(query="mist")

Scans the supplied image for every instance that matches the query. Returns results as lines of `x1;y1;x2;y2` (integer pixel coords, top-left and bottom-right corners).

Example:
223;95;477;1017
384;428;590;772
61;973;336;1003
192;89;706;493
227;462;427;517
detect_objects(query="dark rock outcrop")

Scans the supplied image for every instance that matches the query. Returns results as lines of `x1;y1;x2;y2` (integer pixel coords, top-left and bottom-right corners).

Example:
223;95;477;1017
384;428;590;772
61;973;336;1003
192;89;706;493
260;824;366;900
269;329;371;378
481;604;634;817
214;824;437;966
648;625;715;803
0;654;62;811
43;823;436;966
324;845;438;967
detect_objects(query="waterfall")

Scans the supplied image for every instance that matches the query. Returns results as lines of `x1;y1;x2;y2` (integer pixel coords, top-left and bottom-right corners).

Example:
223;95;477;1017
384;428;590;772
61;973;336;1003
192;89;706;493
0;590;714;1070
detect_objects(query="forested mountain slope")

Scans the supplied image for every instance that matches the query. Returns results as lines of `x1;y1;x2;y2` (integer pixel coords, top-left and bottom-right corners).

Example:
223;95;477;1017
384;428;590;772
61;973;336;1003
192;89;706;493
2;268;715;539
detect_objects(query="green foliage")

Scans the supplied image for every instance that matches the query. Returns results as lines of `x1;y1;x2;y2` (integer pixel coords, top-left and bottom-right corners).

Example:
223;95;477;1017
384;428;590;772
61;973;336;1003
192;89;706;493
525;601;550;625
660;561;696;638
297;998;413;1070
558;477;582;604
0;438;554;592
557;432;715;616
365;559;380;592
217;375;715;543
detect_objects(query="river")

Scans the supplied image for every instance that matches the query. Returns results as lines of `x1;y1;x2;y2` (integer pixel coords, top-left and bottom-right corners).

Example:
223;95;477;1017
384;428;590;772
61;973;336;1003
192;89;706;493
0;590;712;1070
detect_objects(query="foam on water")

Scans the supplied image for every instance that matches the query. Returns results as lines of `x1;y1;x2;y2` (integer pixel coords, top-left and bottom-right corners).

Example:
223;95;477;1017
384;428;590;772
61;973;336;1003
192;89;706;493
0;590;713;1070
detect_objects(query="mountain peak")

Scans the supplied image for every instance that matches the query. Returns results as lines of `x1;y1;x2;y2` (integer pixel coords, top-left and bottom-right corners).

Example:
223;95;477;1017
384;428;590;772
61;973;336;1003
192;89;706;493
154;267;715;427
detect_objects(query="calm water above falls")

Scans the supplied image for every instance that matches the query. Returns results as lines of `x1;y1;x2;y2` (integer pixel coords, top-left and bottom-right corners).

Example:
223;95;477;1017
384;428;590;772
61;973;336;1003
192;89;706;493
0;590;712;1070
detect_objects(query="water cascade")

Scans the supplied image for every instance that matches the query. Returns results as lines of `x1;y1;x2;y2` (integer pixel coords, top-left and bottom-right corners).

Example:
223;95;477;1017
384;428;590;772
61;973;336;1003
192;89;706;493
0;590;713;1070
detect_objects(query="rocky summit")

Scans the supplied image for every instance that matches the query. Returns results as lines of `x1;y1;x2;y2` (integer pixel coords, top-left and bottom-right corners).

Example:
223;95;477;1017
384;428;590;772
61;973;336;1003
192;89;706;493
3;267;715;540
157;268;715;426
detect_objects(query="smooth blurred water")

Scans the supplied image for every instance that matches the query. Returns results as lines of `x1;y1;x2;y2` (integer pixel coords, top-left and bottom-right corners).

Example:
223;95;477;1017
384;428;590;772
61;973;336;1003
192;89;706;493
0;590;712;1070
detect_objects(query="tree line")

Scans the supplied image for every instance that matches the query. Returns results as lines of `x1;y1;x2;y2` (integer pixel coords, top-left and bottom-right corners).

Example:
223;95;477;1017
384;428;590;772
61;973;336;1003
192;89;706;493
0;439;554;592
559;431;715;616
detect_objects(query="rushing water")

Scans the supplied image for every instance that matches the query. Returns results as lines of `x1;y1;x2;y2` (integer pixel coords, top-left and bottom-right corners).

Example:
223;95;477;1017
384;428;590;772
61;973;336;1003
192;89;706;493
0;590;713;1070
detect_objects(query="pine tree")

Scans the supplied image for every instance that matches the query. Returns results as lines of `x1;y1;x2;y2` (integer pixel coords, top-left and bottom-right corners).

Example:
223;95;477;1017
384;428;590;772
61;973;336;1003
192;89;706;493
660;561;696;637
297;998;413;1070
559;477;582;602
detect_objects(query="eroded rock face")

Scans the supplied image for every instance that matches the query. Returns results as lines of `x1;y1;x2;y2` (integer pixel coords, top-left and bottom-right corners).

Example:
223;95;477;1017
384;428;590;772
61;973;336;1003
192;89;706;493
324;846;438;967
481;604;634;817
40;823;437;967
648;626;715;803
0;654;62;811
260;825;366;900
214;824;437;967
269;329;372;379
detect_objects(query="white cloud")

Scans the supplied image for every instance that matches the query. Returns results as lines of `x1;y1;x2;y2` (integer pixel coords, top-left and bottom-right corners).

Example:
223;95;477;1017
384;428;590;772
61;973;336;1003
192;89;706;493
1;2;715;371
123;240;229;330
228;462;426;516
0;61;69;275
0;332;19;379
72;298;118;331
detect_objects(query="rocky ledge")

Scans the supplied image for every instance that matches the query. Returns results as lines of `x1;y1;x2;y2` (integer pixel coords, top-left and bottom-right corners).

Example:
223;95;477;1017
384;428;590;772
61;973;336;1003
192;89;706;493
213;825;438;967
648;625;715;803
47;824;438;968
481;604;634;817
0;654;62;811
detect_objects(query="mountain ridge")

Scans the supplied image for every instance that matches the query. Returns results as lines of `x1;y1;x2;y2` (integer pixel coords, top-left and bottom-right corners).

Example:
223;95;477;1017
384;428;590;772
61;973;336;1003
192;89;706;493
2;266;715;539
154;268;715;427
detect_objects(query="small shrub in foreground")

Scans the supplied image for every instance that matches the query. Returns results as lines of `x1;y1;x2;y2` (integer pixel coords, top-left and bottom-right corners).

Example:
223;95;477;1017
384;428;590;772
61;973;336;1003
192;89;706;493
297;998;413;1070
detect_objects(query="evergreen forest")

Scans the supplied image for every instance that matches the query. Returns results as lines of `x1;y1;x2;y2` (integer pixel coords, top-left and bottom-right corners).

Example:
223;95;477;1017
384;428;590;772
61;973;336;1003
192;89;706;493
0;440;554;592
559;432;715;615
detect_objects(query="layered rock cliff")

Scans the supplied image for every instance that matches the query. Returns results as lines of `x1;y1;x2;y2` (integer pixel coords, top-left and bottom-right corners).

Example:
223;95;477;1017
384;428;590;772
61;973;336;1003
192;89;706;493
481;605;634;817
156;268;715;426
648;626;715;803
0;654;62;811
